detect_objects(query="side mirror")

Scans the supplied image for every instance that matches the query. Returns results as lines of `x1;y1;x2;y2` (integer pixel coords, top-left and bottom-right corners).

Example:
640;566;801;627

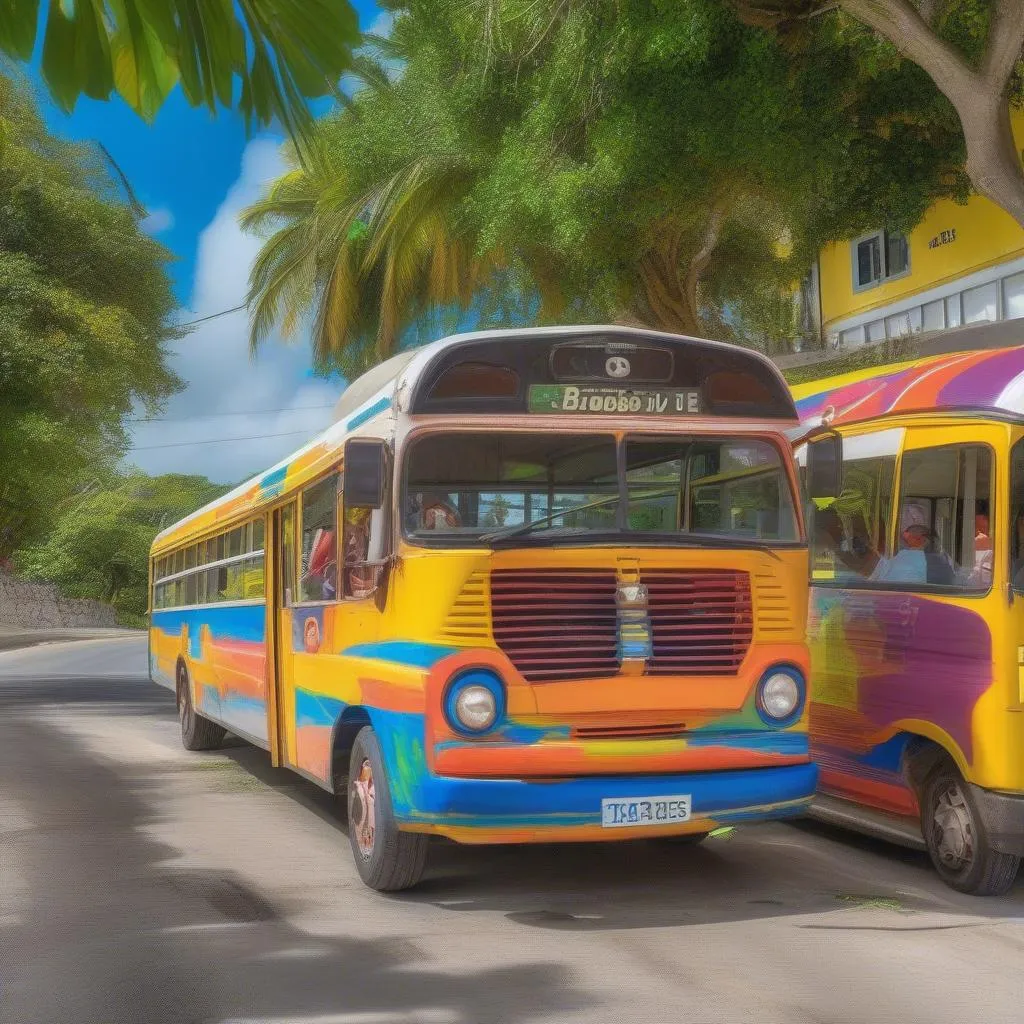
807;433;842;500
344;439;385;509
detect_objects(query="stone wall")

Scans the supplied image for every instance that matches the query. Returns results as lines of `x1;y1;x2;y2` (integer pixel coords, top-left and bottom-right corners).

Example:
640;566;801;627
0;573;118;629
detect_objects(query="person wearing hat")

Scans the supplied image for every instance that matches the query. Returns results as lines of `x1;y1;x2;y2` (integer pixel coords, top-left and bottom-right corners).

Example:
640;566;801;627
870;501;954;585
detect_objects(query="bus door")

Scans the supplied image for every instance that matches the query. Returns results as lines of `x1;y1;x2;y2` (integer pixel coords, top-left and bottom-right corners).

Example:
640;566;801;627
271;501;299;768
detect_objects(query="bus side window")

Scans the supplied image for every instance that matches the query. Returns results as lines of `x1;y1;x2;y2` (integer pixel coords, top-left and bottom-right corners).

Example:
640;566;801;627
299;475;338;602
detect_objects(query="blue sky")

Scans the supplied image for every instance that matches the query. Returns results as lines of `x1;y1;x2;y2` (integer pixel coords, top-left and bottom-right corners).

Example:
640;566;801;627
31;2;385;484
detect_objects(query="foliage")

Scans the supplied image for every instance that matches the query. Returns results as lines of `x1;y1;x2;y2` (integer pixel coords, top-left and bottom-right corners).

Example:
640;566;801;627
781;336;917;386
0;0;360;141
732;0;1024;225
246;0;967;372
16;470;227;624
0;73;181;558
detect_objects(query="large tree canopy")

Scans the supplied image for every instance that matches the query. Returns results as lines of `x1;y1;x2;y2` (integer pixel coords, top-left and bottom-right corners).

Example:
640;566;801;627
734;0;1024;226
0;0;360;137
0;74;181;558
245;0;966;374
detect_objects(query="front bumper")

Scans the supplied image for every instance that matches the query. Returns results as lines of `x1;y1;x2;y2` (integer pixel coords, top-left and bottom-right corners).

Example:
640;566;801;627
396;762;818;844
970;784;1024;855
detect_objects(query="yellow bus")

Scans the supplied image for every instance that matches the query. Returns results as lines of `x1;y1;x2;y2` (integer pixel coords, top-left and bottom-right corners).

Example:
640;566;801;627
150;326;820;890
794;345;1024;895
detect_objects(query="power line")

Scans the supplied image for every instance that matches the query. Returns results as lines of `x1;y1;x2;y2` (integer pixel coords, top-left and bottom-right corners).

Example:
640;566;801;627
176;304;247;328
132;429;313;452
128;403;335;424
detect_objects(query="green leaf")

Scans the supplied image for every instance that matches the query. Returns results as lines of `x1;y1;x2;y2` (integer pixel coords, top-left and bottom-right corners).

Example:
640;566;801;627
110;2;179;121
0;0;40;59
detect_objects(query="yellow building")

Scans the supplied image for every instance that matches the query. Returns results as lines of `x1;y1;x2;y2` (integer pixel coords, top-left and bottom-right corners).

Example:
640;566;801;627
811;113;1024;349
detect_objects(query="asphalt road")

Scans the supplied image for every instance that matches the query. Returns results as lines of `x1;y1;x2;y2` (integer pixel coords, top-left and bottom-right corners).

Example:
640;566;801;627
2;637;1023;1024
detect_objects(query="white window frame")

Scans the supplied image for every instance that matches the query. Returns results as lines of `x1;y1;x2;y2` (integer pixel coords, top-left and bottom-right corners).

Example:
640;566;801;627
852;229;911;293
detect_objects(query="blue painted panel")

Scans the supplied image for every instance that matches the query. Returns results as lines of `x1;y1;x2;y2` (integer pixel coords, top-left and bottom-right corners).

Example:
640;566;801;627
346;397;391;431
343;641;460;669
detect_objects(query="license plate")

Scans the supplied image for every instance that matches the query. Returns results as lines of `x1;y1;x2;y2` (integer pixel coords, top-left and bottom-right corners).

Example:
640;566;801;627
601;794;692;829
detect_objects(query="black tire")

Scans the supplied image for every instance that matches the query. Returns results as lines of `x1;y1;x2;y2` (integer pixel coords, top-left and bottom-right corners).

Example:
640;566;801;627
347;726;428;892
921;761;1019;896
177;662;226;752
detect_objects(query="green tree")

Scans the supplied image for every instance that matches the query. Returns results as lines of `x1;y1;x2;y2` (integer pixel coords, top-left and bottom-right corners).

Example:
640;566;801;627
0;0;360;139
245;0;964;368
733;0;1024;226
16;470;227;624
0;73;181;558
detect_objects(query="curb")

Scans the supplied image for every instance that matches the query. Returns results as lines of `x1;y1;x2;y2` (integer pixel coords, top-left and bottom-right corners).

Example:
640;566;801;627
0;630;143;653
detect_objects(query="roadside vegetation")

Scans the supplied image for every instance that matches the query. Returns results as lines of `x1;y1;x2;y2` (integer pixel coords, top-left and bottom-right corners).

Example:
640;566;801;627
0;72;223;623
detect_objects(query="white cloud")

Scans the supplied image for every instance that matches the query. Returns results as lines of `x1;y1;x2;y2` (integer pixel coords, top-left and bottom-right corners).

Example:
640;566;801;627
127;139;340;484
367;9;394;37
140;207;175;234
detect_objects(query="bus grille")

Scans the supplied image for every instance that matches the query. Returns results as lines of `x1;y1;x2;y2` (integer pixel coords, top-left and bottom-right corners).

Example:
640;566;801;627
490;567;752;682
644;569;752;675
490;568;619;682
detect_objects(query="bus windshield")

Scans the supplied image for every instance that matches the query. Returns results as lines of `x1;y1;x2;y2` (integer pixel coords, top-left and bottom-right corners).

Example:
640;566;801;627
404;432;799;546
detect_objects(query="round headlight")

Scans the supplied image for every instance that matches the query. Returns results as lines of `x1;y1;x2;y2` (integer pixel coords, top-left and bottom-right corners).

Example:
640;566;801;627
759;671;801;720
453;684;498;732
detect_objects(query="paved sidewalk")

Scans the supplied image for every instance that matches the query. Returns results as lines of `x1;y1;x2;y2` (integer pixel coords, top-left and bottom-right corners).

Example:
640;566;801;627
0;626;142;652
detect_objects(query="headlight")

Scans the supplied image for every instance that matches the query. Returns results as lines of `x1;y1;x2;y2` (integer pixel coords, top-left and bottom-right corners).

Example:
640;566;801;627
454;685;497;731
756;668;804;724
444;670;505;735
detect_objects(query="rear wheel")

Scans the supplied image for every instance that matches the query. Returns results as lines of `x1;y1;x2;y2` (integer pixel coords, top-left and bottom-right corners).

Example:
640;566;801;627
921;761;1019;896
347;726;428;892
177;663;225;752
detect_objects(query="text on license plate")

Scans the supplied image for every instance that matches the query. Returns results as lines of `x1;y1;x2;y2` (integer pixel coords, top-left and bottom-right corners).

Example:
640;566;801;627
601;794;692;828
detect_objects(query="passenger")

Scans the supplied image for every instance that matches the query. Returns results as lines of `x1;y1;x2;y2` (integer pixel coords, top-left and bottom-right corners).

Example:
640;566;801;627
419;492;461;531
970;513;993;588
870;502;934;585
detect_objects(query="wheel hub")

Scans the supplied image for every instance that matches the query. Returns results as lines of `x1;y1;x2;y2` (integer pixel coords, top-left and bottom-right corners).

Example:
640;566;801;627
351;758;376;859
932;781;974;870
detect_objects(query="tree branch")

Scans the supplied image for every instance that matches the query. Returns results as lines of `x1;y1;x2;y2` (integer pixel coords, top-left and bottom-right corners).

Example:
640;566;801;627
839;0;976;101
982;0;1024;88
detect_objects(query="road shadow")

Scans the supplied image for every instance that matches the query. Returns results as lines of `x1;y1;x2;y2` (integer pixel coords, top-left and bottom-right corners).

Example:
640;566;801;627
0;711;595;1024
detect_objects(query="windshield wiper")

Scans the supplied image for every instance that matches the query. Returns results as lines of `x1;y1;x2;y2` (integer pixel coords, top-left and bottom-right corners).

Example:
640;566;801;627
479;492;625;544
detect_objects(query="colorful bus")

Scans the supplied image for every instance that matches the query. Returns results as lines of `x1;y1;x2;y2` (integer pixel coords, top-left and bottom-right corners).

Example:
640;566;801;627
794;346;1024;895
150;326;819;891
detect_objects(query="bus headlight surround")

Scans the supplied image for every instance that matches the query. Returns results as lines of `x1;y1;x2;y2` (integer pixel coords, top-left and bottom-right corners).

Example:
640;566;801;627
756;666;805;727
444;670;506;735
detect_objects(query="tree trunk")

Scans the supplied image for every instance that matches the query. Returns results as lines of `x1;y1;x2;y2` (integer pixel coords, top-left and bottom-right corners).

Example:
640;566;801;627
636;207;726;336
839;0;1024;228
957;93;1024;228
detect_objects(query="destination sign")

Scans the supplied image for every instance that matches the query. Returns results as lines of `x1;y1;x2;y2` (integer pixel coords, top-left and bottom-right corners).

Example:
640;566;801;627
528;384;703;416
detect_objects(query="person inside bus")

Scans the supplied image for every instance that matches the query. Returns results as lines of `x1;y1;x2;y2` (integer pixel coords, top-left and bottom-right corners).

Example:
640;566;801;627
408;491;462;531
970;510;993;588
870;501;954;586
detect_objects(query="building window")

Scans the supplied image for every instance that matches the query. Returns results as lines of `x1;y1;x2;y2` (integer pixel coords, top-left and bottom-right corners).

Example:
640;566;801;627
853;230;909;291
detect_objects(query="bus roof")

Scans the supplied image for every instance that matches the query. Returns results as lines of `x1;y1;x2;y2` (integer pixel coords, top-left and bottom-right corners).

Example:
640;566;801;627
153;325;795;553
792;345;1024;428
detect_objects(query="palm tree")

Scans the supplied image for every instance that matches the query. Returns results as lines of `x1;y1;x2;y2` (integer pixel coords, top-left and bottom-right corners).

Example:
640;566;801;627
0;1;360;138
240;105;496;379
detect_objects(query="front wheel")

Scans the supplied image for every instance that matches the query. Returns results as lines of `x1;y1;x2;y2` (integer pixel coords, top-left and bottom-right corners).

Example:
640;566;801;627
347;727;428;892
921;762;1019;896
